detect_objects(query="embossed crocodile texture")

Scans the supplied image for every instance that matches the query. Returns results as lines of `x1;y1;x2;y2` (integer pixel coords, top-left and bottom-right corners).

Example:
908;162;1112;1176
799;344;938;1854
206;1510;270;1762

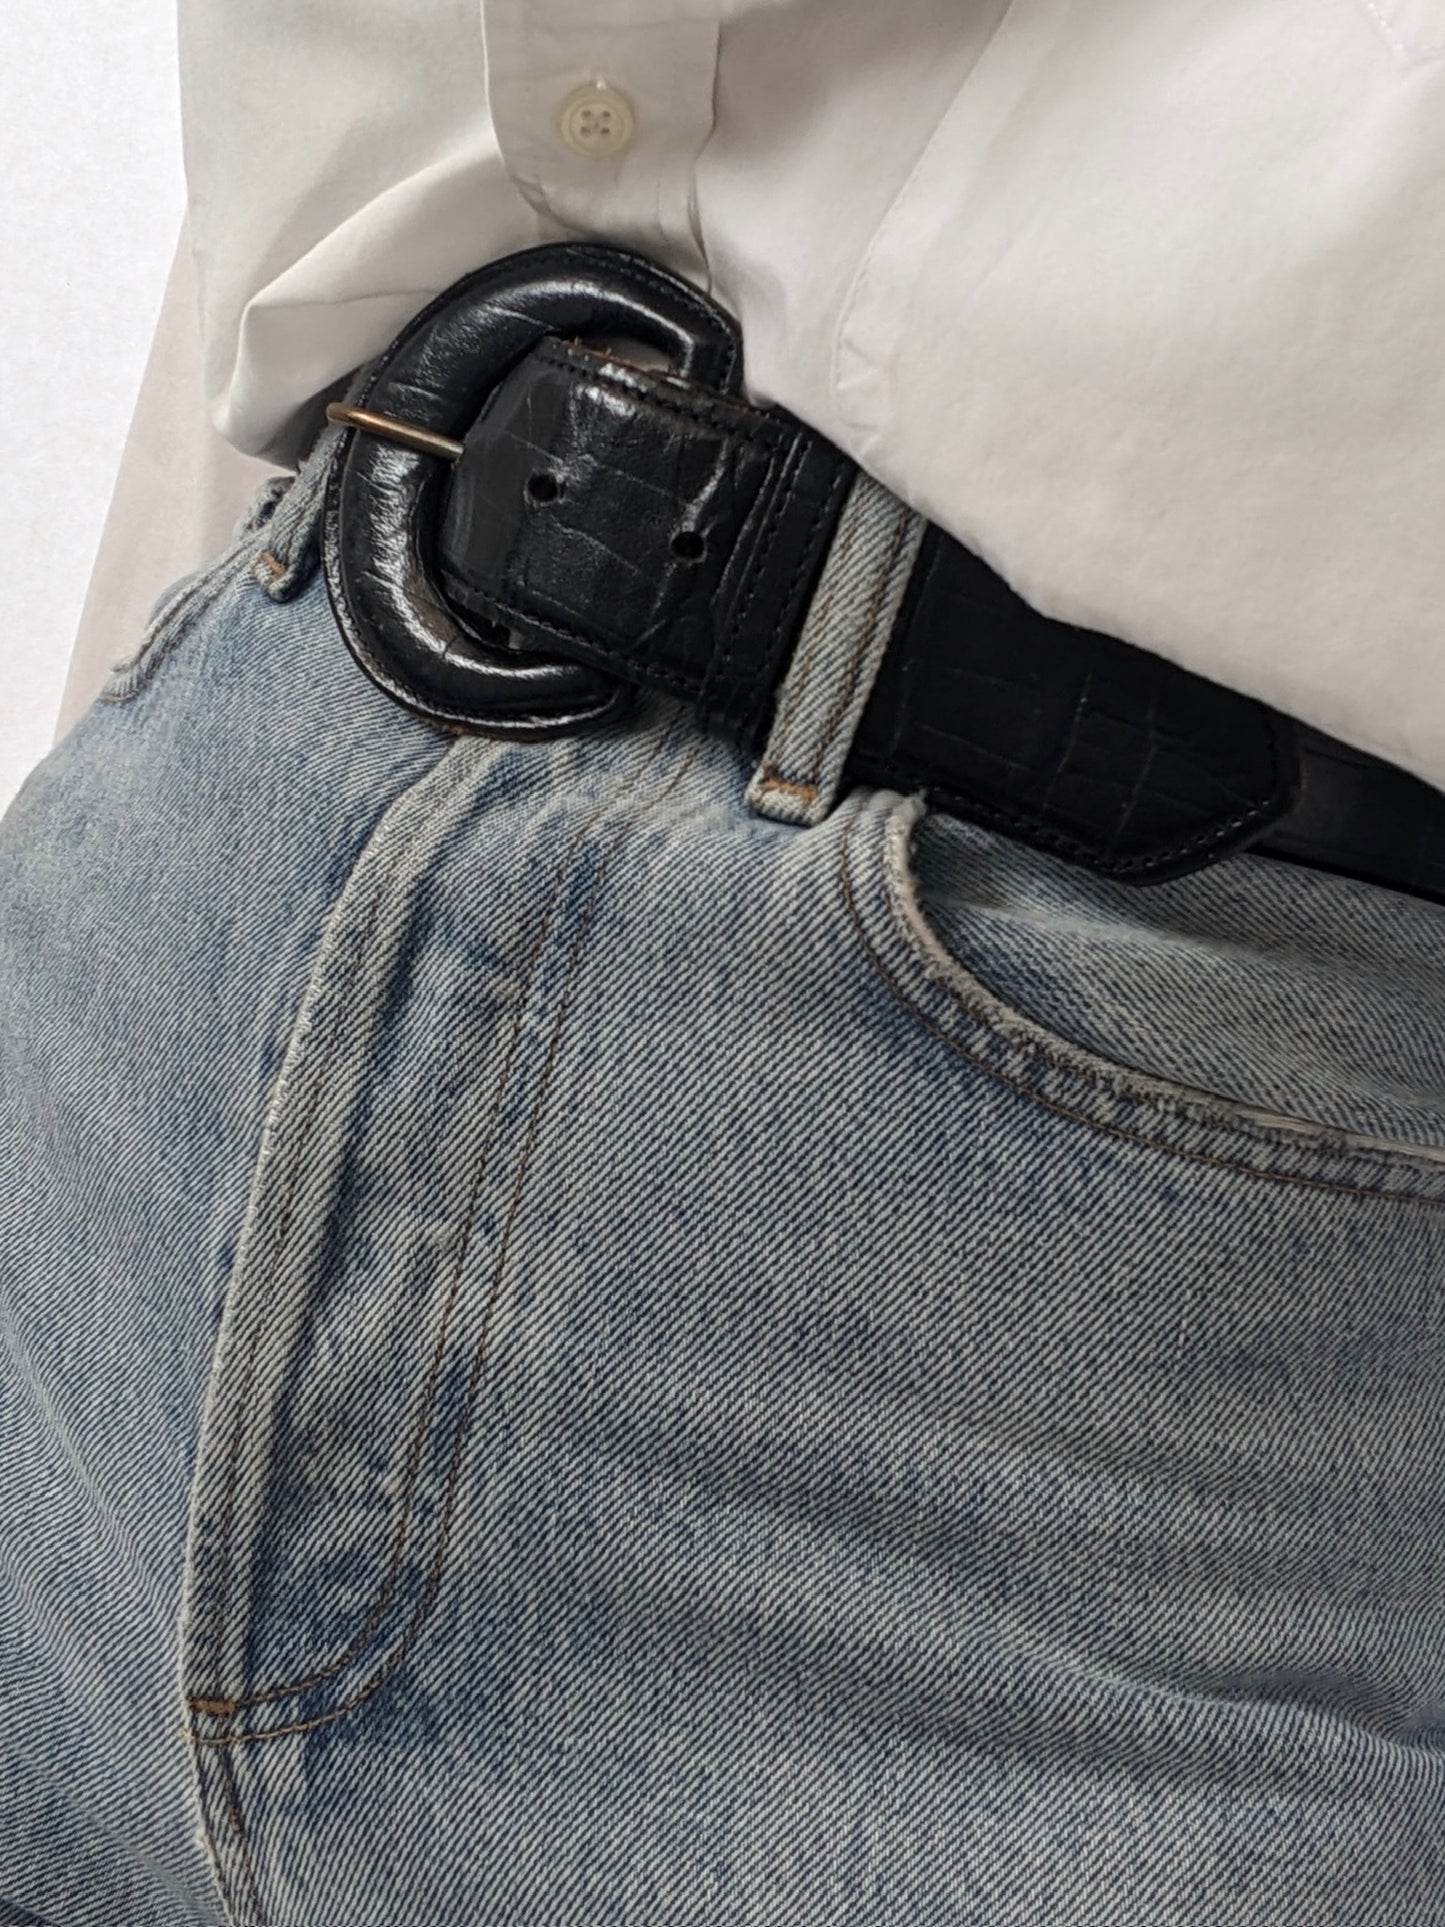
437;340;854;744
326;241;1445;900
435;338;1303;883
846;528;1294;879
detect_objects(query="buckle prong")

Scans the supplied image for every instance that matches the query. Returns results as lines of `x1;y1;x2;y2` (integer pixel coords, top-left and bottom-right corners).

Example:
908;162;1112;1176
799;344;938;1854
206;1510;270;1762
323;242;743;737
325;402;464;463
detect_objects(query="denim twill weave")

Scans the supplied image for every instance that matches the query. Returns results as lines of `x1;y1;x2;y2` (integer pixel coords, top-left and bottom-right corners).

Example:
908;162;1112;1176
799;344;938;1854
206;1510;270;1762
2;417;1444;1926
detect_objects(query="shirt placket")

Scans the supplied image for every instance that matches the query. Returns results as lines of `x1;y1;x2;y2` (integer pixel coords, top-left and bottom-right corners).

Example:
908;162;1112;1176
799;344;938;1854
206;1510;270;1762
480;0;720;284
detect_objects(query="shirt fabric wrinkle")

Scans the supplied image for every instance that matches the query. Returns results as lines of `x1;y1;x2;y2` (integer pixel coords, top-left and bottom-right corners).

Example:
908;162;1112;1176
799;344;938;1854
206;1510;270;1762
129;0;1445;795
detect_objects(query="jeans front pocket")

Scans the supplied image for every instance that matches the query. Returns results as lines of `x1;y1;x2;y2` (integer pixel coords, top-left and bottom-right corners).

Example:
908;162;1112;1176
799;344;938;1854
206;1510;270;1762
841;790;1445;1187
178;731;1445;1926
828;791;1445;1867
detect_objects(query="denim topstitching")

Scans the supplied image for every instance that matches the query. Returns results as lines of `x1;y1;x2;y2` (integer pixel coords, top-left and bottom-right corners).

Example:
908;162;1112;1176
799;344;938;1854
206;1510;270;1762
838;795;1445;1204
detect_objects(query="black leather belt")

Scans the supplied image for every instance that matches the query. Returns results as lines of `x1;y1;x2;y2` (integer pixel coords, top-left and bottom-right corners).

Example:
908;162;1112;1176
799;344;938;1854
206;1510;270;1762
318;242;1445;906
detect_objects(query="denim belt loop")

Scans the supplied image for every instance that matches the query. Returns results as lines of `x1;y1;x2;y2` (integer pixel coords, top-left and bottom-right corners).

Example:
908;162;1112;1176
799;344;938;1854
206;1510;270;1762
745;470;927;828
252;360;382;603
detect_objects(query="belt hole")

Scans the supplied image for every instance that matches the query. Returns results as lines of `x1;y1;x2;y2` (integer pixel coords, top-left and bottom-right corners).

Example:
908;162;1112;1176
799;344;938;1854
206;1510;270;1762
526;471;563;504
671;528;706;563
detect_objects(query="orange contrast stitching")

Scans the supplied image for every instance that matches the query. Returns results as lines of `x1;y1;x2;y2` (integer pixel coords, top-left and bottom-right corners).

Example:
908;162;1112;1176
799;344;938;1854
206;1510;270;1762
191;732;702;1744
754;765;819;804
194;733;677;1715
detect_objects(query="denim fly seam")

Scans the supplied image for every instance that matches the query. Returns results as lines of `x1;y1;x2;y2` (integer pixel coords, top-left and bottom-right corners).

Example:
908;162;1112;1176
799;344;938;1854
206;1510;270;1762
181;396;1445;1924
10;327;1444;1925
178;671;714;1912
176;732;1445;1927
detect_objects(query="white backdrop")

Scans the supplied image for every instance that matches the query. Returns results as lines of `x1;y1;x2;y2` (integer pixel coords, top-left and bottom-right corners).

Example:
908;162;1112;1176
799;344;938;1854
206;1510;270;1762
0;0;184;815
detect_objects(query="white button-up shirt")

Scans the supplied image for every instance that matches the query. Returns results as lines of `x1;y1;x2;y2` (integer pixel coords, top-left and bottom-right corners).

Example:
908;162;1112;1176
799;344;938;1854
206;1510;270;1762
95;1;1445;787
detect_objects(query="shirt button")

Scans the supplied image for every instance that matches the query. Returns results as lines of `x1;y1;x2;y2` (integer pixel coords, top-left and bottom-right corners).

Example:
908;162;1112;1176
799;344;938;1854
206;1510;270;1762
557;82;636;160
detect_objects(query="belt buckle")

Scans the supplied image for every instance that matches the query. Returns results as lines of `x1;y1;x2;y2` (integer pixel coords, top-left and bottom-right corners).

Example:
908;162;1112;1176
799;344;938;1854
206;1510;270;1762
321;242;744;738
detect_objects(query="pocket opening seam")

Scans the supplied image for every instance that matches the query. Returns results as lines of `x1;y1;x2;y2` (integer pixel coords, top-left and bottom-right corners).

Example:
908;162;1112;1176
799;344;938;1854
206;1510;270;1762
838;794;1445;1204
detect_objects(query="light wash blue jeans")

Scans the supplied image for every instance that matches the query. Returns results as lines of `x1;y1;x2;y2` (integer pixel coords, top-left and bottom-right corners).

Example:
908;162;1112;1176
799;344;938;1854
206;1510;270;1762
3;414;1445;1927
